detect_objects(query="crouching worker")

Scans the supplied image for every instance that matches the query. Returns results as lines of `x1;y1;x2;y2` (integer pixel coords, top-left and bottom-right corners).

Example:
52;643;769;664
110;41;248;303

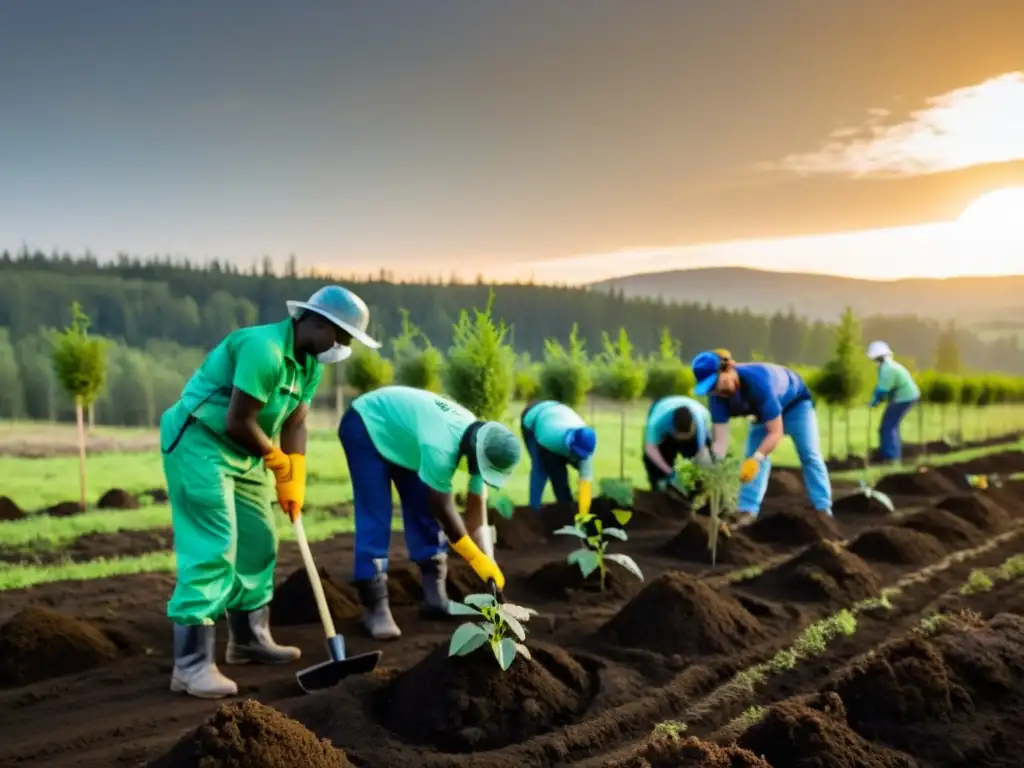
642;395;713;493
866;340;920;463
339;385;522;640
160;285;378;699
521;400;597;516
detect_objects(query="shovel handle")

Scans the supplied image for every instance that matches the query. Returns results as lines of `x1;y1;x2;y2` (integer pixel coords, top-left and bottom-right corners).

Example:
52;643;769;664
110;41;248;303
291;511;338;639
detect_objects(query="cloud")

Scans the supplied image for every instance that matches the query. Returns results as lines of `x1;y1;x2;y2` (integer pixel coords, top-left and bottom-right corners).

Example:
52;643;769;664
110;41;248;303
773;72;1024;178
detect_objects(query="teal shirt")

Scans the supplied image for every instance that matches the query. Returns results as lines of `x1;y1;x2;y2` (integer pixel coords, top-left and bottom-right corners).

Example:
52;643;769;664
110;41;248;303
523;401;593;481
876;359;920;403
645;396;711;447
351;385;484;494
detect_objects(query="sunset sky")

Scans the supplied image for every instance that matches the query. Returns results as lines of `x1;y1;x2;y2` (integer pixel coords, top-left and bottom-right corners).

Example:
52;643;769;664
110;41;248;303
2;0;1023;283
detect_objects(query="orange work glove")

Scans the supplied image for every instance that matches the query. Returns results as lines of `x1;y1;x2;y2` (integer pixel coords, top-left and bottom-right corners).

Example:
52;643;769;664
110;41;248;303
739;454;763;484
264;447;306;518
451;535;506;590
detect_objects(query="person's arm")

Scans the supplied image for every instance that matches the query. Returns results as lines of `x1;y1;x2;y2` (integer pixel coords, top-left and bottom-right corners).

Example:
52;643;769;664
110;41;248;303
426;487;469;544
754;416;785;458
709;398;732;458
711;423;730;459
224;389;276;457
279;402;309;454
693;444;713;467
224;339;280;458
644;442;675;475
871;363;892;406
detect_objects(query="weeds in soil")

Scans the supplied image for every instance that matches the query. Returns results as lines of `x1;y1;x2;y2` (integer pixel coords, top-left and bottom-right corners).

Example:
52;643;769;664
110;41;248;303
690;457;741;566
554;505;643;591
651;720;688;738
959;569;994;595
448;592;537;671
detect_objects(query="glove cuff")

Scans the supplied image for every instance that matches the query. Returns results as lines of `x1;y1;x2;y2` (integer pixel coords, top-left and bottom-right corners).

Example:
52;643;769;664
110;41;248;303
451;535;483;563
288;453;306;476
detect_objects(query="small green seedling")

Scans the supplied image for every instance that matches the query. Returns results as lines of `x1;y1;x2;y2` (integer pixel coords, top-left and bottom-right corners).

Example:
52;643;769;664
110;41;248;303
554;507;643;591
690;457;741;566
966;474;1002;490
447;593;537;671
851;479;895;512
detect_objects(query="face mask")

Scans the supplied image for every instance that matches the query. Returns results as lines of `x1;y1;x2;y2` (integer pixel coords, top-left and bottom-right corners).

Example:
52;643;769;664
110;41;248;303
316;344;352;364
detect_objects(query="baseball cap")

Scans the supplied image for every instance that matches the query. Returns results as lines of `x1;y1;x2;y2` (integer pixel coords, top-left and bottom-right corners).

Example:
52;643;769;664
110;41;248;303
475;422;522;489
567;426;597;460
692;350;724;396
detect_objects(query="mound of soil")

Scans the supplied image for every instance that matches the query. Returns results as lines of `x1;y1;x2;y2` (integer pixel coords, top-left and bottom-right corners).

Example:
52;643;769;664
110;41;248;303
382;642;591;751
444;558;488;601
608;735;771;767
148;699;352;768
145;487;170;503
766;468;804;498
744;540;881;604
744;506;841;546
632;490;694;525
738;695;918;767
848;526;947;565
936;494;1010;532
97;488;139;509
0;495;25;520
660;518;769;566
493;506;548;549
832;492;894;516
0;605;120;687
527;560;635;600
68;529;173;561
44;501;83;517
270;567;361;626
875;469;959;497
599;572;764;657
935;612;1024;703
897;508;983;550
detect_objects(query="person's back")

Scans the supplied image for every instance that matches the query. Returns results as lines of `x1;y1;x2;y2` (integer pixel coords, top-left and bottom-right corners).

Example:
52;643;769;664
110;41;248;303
528;401;586;456
877;358;920;402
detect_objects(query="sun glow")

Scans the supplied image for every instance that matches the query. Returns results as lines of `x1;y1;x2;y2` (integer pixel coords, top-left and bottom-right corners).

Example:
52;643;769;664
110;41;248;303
958;187;1024;240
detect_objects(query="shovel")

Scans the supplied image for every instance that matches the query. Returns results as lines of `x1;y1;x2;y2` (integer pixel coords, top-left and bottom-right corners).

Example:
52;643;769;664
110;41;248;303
289;507;381;694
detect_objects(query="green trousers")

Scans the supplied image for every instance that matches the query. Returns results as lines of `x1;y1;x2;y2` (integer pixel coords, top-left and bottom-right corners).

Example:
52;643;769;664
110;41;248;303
161;410;278;625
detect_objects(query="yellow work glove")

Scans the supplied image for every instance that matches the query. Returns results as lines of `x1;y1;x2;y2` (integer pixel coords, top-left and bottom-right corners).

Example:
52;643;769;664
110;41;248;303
578;478;593;518
264;447;306;519
739;455;762;484
451;535;506;590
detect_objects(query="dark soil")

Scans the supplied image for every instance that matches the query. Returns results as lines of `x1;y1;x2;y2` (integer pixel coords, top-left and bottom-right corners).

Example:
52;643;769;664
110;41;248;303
0;495;25;521
526;560;636;600
598;572;765;657
766;469;804;498
608;735;771;767
832;492;894;516
44;500;84;517
936;493;1011;532
741;540;882;604
381;643;592;751
897;507;984;550
270;567;362;626
97;487;139;509
875;468;960;497
744;506;842;546
0;528;174;567
494;505;549;549
660;519;769;566
148;699;353;768
848;526;947;565
0;606;120;687
737;694;919;767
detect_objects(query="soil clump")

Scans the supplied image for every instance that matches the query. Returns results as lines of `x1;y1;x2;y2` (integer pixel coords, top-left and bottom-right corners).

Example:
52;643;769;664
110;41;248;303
270;567;361;625
382;642;591;751
0;605;120;687
744;506;841;546
599;572;764;656
897;507;983;550
660;518;769;566
848;526;946;565
493;506;548;549
832;492;894;516
875;468;959;497
608;735;771;767
526;560;635;600
936;493;1010;531
0;495;25;520
742;540;881;603
766;468;804;498
97;488;139;509
44;501;83;517
148;699;352;768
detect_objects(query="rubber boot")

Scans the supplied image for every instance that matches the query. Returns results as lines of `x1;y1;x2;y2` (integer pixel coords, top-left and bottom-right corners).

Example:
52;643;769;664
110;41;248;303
355;573;401;640
417;553;451;617
225;605;301;665
170;623;238;699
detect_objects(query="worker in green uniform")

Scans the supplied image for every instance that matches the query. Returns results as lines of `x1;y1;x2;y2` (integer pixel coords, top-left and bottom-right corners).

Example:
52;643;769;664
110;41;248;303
339;385;522;640
160;285;378;699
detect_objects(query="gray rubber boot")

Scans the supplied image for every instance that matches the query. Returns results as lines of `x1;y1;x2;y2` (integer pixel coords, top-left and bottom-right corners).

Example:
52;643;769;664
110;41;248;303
417;553;451;617
355;573;401;640
170;623;238;699
225;605;301;665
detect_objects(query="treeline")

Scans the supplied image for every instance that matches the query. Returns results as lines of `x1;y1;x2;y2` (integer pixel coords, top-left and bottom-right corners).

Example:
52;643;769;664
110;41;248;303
2;248;1023;372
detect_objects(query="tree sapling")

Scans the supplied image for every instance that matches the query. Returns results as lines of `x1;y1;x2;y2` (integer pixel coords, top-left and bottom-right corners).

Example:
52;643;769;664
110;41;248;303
447;593;537;671
690;457;742;566
554;504;643;591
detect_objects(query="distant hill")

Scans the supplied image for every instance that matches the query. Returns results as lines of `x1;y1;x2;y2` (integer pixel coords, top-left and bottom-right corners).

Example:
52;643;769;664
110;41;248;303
589;268;1024;324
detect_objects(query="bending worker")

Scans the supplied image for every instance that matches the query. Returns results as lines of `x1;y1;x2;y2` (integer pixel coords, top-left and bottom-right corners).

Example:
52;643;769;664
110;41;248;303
867;340;920;463
692;349;831;525
642;395;713;492
339;385;522;640
160;285;378;699
520;400;597;515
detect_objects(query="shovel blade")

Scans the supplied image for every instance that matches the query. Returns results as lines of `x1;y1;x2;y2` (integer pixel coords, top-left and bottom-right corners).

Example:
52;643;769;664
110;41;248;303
295;650;382;694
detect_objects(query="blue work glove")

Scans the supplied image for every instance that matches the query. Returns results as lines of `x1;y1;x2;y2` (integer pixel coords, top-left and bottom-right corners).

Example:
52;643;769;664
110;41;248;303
656;472;677;492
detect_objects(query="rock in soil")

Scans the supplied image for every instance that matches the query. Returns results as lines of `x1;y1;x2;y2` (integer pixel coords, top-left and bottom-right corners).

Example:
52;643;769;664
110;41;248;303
147;699;352;768
848;526;947;565
0;605;120;687
875;469;960;497
527;560;635;600
832;492;894;516
660;518;769;566
741;540;881;604
0;495;25;520
599;572;764;657
935;494;1011;531
896;508;983;550
738;694;919;767
97;487;140;509
381;642;591;752
606;734;771;767
270;567;361;626
744;506;841;546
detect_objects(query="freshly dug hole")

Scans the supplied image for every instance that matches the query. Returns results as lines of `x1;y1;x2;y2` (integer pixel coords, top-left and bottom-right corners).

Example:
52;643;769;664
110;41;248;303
598;572;764;656
527;560;634;600
270;567;361;626
0;495;25;520
660;518;769;566
738;695;918;767
0;605;120;686
606;735;770;767
382;642;591;751
147;699;352;768
97;487;140;509
897;508;983;550
741;540;881;603
936;494;1010;531
744;506;841;546
875;469;959;497
848;526;946;565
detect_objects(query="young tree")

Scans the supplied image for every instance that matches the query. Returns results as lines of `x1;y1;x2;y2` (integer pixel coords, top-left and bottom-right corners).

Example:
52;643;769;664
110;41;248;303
0;328;24;419
392;308;444;393
592;328;648;478
444;290;515;421
644;328;695;399
919;371;959;442
537;323;592;410
513;352;540;401
345;344;394;396
50;302;109;511
934;322;961;374
820;307;870;457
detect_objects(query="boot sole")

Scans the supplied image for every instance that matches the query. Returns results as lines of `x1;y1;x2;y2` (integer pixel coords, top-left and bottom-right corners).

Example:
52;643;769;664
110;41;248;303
170;679;237;699
225;650;302;666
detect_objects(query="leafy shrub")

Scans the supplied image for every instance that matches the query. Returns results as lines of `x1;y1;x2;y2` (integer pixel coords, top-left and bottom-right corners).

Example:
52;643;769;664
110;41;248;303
592;328;648;402
537;324;591;409
644;328;695;399
443;290;515;421
392;309;444;393
690;457;741;566
448;593;536;671
345;344;394;394
513;352;540;400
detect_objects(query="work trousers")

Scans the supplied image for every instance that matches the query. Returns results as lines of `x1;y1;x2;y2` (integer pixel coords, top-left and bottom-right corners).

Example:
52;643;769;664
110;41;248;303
879;399;917;461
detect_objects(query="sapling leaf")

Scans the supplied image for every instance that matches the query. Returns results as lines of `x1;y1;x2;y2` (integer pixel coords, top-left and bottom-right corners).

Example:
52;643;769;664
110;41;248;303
612;509;633;527
867;489;895;512
500;603;537;622
498;609;526;641
606;553;644;581
448;601;484;617
593;518;603;532
513;642;532;661
463;593;498;609
553;525;588;538
568;547;600;577
493;636;518;671
449;623;490;656
603;527;628;541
